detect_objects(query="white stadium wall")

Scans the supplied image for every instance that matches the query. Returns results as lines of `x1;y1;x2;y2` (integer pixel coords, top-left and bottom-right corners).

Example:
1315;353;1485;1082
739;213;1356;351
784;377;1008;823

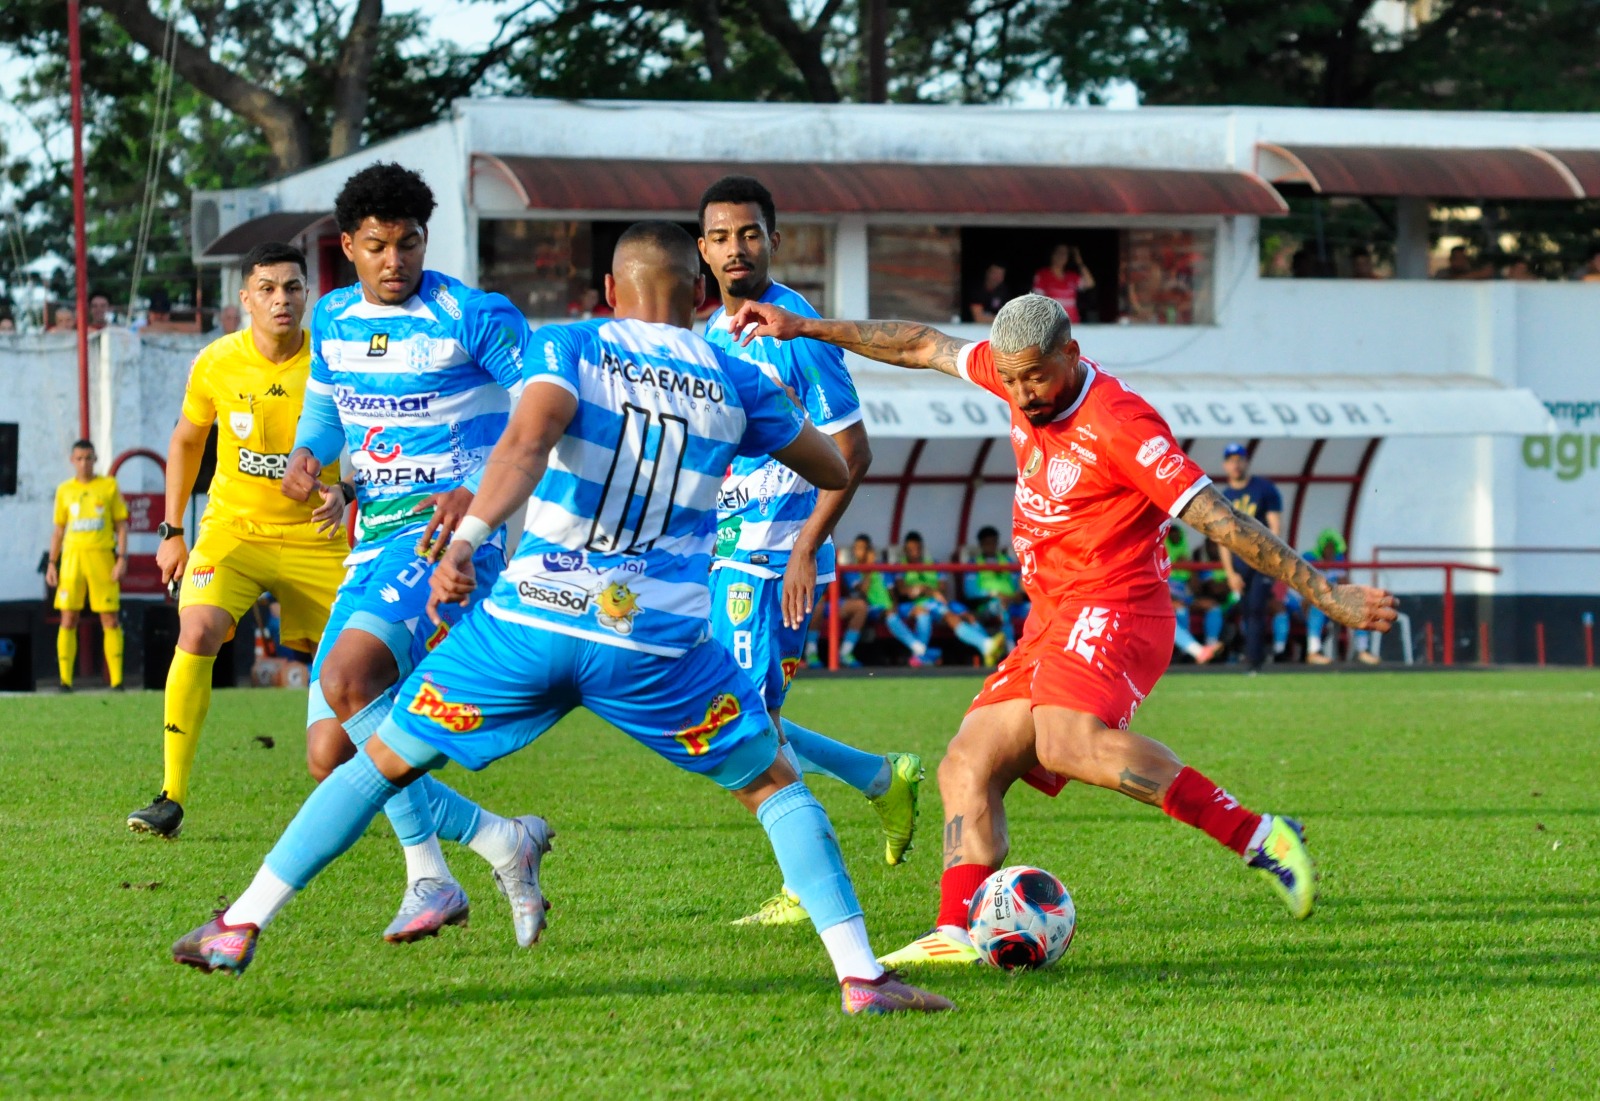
0;331;201;603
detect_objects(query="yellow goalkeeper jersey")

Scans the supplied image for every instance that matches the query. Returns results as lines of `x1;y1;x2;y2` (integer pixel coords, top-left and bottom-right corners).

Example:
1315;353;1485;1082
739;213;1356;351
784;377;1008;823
181;329;339;530
53;475;128;552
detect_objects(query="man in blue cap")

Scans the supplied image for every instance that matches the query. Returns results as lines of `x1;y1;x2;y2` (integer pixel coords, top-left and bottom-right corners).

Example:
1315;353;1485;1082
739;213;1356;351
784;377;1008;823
1218;444;1283;671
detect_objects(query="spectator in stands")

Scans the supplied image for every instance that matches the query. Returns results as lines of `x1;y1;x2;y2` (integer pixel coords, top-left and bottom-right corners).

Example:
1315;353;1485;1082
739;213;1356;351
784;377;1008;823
0;315;14;333
1434;245;1492;281
1580;246;1600;283
887;531;1003;667
1031;244;1095;324
88;293;111;329
965;263;1013;323
812;533;895;667
1297;528;1380;665
1166;524;1220;664
49;306;77;332
1217;443;1283;672
217;304;242;332
1503;257;1539;282
1350;247;1381;279
960;525;1025;649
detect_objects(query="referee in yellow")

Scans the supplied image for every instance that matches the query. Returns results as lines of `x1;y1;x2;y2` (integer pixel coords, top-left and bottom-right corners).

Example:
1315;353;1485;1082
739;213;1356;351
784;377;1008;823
46;440;129;690
128;243;349;838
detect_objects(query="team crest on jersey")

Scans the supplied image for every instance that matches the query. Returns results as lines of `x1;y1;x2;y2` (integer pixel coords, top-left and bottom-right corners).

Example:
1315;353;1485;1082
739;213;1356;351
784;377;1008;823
672;693;741;756
1022;447;1043;478
725;582;755;626
229;412;254;439
190;566;215;590
407;680;482;733
596;582;641;635
1047;455;1082;497
367;333;389;357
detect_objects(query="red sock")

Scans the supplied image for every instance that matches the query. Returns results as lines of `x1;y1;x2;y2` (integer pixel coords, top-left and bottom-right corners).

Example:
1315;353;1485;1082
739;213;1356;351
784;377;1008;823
1162;766;1262;855
937;863;997;929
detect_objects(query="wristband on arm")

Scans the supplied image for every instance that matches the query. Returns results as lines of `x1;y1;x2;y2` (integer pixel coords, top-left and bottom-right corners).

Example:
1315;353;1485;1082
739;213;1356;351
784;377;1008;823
455;516;492;552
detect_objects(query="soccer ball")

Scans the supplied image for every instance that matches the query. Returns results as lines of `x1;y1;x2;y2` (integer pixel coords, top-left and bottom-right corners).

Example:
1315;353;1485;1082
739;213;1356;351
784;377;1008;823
966;865;1076;970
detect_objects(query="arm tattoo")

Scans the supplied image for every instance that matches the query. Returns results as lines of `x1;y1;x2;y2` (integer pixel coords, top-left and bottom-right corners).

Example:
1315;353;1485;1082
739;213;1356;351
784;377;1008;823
816;320;969;377
1117;768;1161;800
1180;486;1334;607
943;815;964;868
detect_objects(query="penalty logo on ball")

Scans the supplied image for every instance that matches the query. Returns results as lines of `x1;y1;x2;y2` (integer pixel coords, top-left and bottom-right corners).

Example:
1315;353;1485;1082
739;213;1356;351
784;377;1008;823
966;865;1076;970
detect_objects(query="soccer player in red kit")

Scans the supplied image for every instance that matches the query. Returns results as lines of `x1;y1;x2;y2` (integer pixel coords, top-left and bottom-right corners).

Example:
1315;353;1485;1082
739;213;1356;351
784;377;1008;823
726;294;1399;965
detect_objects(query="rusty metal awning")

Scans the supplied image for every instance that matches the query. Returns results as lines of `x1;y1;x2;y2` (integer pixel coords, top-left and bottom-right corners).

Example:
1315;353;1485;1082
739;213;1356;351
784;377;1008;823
1544;149;1600;198
1256;144;1585;200
199;211;333;261
473;154;1289;217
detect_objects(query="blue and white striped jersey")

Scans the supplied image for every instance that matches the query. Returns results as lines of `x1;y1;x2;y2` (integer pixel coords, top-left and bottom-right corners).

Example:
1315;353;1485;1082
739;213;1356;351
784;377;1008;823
704;281;862;583
303;271;530;556
486;317;807;657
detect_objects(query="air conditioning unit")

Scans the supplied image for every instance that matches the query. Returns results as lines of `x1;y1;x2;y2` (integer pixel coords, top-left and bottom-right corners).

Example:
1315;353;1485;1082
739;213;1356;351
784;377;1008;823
191;189;275;262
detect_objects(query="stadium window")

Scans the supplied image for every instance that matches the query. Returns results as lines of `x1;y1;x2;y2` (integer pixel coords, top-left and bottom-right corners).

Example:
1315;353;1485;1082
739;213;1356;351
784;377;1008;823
771;223;833;316
956;227;1119;324
868;226;961;321
478;219;592;320
0;422;15;496
1120;228;1215;325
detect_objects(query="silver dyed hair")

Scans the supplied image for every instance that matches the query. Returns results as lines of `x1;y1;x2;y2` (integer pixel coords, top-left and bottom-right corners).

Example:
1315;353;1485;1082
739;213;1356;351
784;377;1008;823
989;293;1072;357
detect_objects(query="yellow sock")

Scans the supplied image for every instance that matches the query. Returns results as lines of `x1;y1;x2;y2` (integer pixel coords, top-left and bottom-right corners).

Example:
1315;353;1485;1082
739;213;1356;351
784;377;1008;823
162;649;216;805
57;626;77;688
103;626;124;688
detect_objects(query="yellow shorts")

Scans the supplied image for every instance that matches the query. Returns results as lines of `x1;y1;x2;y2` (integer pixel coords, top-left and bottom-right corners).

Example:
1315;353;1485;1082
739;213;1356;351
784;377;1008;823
55;548;121;613
179;524;348;652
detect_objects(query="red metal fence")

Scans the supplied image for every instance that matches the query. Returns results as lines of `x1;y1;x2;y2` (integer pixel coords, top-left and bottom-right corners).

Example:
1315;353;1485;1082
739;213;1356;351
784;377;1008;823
820;559;1500;670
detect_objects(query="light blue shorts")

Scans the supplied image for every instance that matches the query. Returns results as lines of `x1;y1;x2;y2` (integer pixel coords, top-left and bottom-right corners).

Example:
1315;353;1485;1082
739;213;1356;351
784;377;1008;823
306;538;505;726
709;569;819;711
381;606;780;790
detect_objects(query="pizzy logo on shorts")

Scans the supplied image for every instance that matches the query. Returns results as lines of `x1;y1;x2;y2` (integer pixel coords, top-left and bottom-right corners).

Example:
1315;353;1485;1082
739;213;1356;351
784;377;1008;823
237;448;290;479
672;692;741;756
407;680;482;733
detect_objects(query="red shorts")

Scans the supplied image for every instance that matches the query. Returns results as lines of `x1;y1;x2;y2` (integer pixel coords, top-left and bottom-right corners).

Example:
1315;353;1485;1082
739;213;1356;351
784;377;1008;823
968;604;1174;731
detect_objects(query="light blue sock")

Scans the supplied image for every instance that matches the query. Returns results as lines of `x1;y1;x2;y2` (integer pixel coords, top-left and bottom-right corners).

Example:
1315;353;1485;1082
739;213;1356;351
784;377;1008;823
884;614;920;652
420;774;482;844
1175;623;1200;651
1272;611;1290;650
1002;617;1016;647
1204;606;1223;643
954;620;990;652
756;781;862;933
340;694;436;847
264;752;399;889
842;628;860;652
782;718;890;796
913;611;933;647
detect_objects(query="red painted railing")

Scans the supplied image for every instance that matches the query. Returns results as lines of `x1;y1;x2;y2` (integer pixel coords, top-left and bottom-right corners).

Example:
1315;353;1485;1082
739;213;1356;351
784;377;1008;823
821;559;1500;670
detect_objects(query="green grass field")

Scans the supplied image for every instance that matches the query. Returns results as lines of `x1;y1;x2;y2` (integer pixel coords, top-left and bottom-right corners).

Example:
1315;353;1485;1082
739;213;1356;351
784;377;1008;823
2;671;1597;1099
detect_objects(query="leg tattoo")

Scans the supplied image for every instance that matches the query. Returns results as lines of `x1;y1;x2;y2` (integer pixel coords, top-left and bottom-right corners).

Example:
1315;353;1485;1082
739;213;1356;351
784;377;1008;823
1117;768;1161;802
943;815;964;868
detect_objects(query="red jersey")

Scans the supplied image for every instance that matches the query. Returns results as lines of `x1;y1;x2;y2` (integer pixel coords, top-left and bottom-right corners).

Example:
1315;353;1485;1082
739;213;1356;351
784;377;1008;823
956;341;1210;618
1031;268;1084;323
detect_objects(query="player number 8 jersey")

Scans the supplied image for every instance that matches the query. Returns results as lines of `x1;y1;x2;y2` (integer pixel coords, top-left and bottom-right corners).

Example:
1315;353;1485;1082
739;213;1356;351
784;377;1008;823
487;317;807;657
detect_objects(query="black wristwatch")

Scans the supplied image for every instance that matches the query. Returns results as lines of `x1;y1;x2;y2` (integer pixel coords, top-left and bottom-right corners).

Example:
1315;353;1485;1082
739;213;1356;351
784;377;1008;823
157;522;184;541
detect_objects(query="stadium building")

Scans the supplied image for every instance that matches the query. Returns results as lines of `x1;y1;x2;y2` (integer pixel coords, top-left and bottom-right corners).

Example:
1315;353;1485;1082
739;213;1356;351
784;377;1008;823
4;98;1598;677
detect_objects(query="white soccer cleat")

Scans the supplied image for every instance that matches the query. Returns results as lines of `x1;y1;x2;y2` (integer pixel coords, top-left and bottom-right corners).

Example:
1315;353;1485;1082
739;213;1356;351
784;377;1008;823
493;815;555;947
